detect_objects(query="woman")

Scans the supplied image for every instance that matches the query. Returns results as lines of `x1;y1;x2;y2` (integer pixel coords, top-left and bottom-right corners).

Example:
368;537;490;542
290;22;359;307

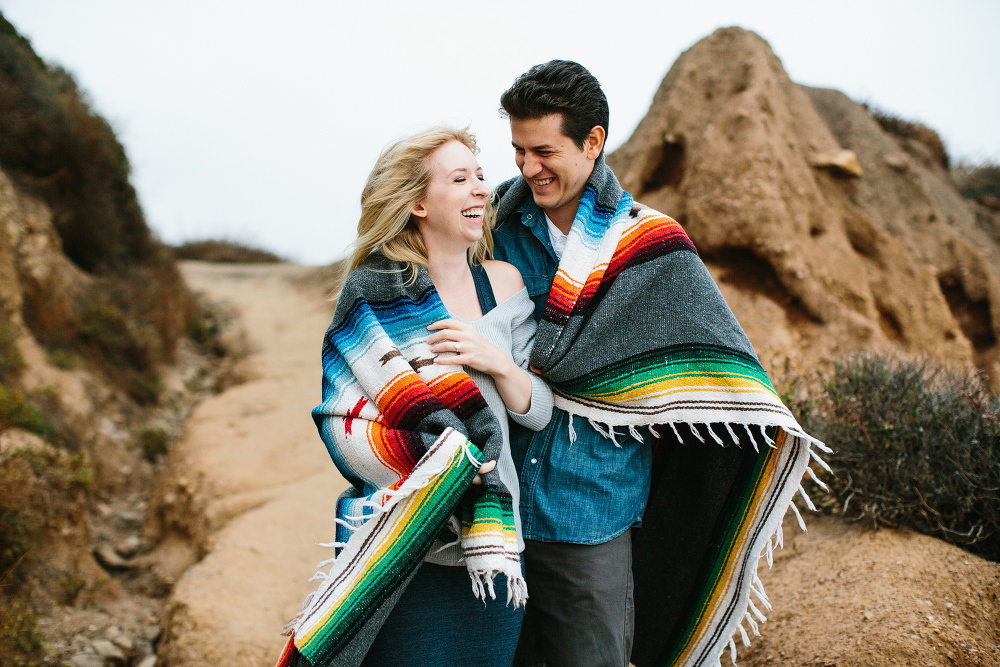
280;126;551;667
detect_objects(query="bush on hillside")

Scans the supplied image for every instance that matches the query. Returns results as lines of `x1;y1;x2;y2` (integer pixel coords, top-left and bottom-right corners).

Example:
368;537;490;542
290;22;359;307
862;103;950;170
0;14;154;272
952;160;1000;207
174;239;284;263
0;13;194;401
793;354;999;562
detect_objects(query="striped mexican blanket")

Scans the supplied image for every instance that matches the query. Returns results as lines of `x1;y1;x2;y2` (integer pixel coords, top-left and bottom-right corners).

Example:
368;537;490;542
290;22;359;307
495;159;829;667
276;251;525;667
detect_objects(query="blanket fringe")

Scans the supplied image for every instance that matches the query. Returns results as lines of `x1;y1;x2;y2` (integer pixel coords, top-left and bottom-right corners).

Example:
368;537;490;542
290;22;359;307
688;422;706;443
669;422;682;441
469;568;528;609
712;425;833;667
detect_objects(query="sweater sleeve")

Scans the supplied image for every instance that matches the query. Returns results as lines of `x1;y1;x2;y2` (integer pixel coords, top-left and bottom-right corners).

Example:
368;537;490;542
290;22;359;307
505;291;553;431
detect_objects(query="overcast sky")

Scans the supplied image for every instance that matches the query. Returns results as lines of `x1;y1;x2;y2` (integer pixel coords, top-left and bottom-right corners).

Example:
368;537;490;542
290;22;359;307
2;1;998;265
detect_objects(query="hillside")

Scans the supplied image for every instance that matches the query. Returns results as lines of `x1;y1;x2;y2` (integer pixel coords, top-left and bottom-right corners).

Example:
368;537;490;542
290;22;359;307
608;27;1000;394
0;13;245;666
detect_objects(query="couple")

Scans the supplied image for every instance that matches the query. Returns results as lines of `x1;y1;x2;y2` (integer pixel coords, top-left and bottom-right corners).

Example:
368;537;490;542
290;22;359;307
279;61;826;667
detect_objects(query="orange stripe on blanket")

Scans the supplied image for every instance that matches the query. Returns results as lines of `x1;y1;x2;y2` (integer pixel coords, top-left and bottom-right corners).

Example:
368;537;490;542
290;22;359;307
376;370;441;428
547;263;609;317
426;372;488;422
363;421;421;480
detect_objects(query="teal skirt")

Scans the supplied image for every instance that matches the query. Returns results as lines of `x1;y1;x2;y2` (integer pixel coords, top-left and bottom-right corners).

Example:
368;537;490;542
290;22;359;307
360;560;524;667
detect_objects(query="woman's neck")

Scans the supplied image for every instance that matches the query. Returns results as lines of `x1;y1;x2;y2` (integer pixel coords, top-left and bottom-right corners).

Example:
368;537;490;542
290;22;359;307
425;248;468;287
425;247;482;320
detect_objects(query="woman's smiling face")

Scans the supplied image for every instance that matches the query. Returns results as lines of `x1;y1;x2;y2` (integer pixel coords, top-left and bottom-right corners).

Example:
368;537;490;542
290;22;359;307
411;140;488;253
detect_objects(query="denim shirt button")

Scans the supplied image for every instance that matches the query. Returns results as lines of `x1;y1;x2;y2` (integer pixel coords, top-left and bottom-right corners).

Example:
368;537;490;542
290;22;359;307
530;458;538;464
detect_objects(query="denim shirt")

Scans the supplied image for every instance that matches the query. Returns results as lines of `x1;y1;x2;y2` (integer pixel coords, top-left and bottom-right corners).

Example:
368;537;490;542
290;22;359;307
492;197;653;545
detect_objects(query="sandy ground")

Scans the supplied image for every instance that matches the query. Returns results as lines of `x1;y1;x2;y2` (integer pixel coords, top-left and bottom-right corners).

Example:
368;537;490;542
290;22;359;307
155;261;999;667
157;262;349;666
741;514;999;667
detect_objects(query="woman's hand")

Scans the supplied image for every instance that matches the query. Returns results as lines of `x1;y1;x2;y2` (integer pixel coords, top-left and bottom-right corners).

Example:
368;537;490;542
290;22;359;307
427;319;510;376
427;318;533;416
471;459;496;485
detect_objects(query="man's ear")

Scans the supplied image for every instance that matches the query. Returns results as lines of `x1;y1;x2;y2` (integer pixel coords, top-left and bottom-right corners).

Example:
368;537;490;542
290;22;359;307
585;126;606;160
411;201;428;219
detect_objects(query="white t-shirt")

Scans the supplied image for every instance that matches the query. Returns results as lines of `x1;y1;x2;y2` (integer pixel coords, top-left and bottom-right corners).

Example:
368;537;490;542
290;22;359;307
545;212;568;260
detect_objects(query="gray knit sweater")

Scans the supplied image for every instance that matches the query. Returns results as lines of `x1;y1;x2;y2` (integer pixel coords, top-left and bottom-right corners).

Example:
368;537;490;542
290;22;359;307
424;287;553;565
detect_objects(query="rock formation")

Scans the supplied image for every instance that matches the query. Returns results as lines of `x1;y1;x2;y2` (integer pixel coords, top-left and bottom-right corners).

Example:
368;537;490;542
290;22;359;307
609;27;1000;391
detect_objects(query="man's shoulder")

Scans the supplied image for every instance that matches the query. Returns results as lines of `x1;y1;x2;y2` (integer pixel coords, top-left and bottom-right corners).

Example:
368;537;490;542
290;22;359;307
625;199;672;222
622;199;697;255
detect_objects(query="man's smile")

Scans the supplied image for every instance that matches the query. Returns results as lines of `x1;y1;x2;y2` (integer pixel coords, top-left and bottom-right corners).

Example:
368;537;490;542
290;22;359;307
532;177;555;186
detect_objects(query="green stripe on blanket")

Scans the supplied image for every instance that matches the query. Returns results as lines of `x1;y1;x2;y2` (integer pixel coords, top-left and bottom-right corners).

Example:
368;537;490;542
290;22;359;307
294;433;485;666
552;344;776;400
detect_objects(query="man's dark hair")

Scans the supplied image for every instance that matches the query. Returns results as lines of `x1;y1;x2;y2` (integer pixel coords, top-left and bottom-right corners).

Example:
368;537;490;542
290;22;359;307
499;60;609;152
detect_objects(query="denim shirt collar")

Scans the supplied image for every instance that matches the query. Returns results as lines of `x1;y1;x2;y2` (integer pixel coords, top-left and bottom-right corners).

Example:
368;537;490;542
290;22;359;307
512;199;559;262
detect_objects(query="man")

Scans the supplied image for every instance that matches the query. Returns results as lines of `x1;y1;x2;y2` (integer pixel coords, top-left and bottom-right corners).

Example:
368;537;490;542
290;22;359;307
491;60;648;667
491;60;826;667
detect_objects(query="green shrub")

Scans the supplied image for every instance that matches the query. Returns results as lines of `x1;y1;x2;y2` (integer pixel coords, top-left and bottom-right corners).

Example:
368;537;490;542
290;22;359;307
137;427;169;463
0;385;51;437
0;324;25;384
46;349;77;370
0;448;92;584
794;354;999;561
0;599;43;663
1;13;195;403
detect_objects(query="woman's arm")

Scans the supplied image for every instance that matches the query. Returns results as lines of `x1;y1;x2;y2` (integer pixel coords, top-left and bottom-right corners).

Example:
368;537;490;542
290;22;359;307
427;319;534;415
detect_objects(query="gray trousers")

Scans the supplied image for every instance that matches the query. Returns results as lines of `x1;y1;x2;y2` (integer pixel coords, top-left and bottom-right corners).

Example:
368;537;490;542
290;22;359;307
513;530;634;667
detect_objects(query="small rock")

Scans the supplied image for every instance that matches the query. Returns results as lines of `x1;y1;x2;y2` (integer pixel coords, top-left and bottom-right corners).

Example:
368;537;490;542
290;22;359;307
810;149;863;177
863;611;872;621
144;624;162;643
113;508;144;529
884;154;908;171
134;638;155;657
91;638;127;665
115;534;142;558
93;543;137;570
136;656;158;667
70;654;104;667
112;634;134;652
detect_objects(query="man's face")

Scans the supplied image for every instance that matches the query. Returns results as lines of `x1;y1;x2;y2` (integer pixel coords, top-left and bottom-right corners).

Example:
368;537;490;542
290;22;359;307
510;113;603;228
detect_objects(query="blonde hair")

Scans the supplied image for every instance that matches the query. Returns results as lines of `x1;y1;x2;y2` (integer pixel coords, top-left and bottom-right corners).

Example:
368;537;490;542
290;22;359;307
345;126;495;282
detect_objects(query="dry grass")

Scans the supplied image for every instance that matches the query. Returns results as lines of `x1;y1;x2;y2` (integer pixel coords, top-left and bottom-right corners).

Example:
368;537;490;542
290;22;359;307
862;102;951;169
174;239;284;264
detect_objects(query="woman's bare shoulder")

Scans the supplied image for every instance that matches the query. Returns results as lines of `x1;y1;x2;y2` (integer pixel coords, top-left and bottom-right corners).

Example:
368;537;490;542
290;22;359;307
481;260;525;304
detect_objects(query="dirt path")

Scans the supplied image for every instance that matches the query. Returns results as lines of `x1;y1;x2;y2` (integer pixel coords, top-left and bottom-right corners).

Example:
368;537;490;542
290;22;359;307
156;262;348;666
